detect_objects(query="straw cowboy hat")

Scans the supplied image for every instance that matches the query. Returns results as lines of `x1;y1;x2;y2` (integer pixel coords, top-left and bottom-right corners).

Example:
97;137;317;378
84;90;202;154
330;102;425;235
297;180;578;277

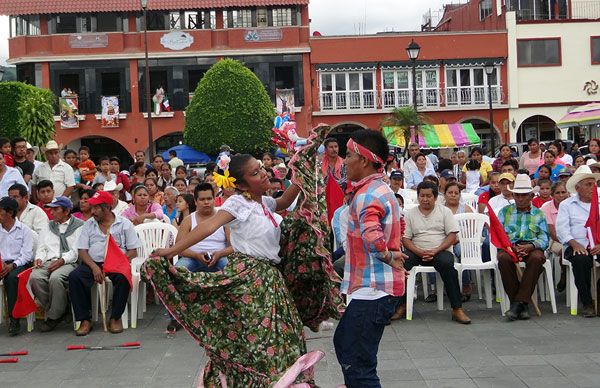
566;165;600;194
41;140;63;153
508;174;537;194
26;142;39;157
104;180;123;192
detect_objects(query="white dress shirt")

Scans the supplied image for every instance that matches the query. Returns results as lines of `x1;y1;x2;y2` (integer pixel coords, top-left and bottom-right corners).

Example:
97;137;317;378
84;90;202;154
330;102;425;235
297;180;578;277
556;194;593;248
35;218;83;264
18;202;49;235
0;166;27;198
113;200;128;216
0;220;34;267
487;194;515;216
32;159;76;197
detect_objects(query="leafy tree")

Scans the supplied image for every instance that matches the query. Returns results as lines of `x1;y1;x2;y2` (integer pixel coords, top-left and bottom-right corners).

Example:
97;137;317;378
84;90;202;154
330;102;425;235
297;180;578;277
184;58;275;156
18;88;55;149
381;107;428;156
0;82;55;146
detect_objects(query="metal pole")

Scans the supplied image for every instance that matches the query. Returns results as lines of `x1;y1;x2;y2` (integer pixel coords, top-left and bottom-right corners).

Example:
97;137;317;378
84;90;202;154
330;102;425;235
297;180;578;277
412;59;418;113
488;74;495;157
143;7;154;160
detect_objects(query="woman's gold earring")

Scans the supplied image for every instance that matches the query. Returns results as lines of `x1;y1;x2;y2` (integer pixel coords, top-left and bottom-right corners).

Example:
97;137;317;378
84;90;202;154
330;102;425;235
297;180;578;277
242;191;252;200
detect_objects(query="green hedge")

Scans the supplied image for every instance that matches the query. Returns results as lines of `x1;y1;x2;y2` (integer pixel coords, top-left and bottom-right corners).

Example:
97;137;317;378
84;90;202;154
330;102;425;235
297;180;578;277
184;59;275;156
0;82;56;144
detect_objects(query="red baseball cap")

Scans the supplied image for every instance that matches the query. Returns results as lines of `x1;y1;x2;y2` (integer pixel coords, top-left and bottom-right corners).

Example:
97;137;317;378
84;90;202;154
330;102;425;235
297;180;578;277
87;191;113;206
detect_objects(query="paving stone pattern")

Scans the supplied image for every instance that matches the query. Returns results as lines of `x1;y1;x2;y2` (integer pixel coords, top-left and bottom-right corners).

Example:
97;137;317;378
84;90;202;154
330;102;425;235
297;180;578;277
1;295;600;387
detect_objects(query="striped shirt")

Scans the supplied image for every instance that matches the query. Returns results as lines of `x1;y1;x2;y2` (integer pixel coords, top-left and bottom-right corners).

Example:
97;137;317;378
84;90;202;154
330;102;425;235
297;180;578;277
498;204;549;250
341;173;405;297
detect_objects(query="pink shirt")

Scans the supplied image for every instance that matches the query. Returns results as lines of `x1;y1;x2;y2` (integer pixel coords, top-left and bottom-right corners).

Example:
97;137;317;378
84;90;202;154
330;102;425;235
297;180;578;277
121;202;164;222
540;200;559;226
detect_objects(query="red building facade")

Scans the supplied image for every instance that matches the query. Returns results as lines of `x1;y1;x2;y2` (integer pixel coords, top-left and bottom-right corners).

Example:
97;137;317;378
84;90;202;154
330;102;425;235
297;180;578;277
1;0;510;160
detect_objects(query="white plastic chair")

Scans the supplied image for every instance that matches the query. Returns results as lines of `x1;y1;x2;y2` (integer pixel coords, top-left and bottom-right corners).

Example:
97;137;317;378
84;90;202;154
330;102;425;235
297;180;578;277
460;192;478;211
72;279;129;331
0;279;35;332
454;213;504;313
400;189;417;205
405;268;444;320
131;223;178;328
563;251;600;316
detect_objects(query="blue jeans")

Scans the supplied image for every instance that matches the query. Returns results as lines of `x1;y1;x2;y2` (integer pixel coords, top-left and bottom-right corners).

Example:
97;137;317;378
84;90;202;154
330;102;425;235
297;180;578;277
334;296;400;388
175;256;228;273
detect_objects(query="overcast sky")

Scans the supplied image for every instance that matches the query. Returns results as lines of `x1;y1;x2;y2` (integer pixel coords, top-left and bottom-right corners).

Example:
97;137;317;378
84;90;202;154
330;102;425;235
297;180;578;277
0;0;450;65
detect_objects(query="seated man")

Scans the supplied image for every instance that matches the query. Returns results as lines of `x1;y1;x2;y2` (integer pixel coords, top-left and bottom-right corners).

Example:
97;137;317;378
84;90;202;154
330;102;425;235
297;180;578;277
556;166;600;317
0;197;34;336
401;181;471;324
9;183;48;235
30;197;84;332
68;191;140;336
497;174;549;321
168;183;233;331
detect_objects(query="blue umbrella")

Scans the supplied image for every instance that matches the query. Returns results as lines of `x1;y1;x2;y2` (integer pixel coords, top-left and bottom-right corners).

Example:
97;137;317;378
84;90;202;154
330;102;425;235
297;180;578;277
162;145;212;164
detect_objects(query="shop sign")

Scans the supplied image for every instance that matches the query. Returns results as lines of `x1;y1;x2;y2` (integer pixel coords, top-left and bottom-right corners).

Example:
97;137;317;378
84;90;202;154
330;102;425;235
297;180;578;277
244;29;283;42
160;31;194;50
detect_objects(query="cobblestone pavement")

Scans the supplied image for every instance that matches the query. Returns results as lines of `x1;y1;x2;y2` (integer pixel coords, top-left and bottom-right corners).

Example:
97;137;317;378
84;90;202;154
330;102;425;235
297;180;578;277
1;294;599;388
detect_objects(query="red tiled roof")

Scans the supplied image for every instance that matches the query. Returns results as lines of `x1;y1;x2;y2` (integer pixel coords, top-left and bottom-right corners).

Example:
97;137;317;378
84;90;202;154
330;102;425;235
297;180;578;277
0;0;308;15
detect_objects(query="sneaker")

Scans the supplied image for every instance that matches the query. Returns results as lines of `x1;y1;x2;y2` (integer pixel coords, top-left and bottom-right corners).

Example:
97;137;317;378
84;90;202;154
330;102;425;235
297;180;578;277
518;304;531;320
8;318;21;336
505;302;523;321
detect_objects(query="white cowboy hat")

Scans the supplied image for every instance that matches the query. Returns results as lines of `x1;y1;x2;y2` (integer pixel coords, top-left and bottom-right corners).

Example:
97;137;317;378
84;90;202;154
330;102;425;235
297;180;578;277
508;174;537;194
566;165;600;194
26;142;39;157
586;158;600;169
41;140;63;153
103;180;123;192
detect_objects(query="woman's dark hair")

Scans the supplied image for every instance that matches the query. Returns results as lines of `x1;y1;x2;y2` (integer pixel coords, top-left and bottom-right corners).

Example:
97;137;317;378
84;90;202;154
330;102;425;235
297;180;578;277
444;181;461;194
144;177;158;188
132;184;149;196
423;174;439;186
229;154;255;185
551;181;567;195
469;146;484;157
91;182;104;190
499;144;511;153
527;138;539;146
437;158;453;173
417;180;439;198
538;164;552;175
466;159;481;170
133;161;146;173
176;193;196;225
414;152;426;162
188;176;202;185
79;188;96;199
502;159;519;171
262;152;273;159
144;168;157;177
63;149;77;158
537;178;552;187
173;177;187;187
349;129;388;171
394;193;404;205
204;162;217;175
545;150;556;158
175;165;187;176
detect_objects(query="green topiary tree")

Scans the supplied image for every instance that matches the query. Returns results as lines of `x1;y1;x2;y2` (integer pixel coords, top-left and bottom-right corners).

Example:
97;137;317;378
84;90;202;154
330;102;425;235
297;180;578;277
184;58;275;156
0;82;56;146
18;88;56;149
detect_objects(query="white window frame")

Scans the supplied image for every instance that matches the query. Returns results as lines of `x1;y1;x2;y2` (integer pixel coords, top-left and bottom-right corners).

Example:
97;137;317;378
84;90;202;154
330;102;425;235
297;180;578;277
272;8;293;26
445;66;501;106
319;71;376;111
480;0;493;20
381;68;440;109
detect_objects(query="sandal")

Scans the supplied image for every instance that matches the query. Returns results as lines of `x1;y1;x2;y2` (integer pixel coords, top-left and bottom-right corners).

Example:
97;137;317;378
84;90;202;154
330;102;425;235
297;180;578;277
424;294;437;303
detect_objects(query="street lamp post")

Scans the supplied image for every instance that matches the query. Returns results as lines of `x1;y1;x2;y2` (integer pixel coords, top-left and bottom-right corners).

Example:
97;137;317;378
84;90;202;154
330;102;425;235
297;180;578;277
406;39;421;113
484;62;496;157
141;0;154;159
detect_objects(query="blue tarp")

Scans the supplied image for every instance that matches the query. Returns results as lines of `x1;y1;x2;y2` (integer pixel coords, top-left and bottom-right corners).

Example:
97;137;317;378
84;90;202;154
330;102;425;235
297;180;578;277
162;145;212;164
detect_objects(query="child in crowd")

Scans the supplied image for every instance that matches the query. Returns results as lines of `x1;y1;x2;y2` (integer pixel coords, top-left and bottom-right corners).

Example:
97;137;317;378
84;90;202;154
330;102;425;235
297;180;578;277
78;146;96;183
532;179;552;208
465;159;482;194
0;137;14;167
36;179;55;220
92;156;116;186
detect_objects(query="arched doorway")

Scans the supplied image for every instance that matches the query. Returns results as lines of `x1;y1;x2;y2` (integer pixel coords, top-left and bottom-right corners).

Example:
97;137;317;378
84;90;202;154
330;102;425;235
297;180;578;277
156;132;184;155
329;122;367;157
516;115;558;143
67;136;134;168
461;118;498;155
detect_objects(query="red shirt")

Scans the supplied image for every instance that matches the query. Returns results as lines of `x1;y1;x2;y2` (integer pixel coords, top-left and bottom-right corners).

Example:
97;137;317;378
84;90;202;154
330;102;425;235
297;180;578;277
4;154;14;167
37;202;53;220
532;196;551;209
478;191;491;205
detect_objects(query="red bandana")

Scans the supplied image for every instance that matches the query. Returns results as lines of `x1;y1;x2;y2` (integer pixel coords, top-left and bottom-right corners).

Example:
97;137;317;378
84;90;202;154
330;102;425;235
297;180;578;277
346;138;384;172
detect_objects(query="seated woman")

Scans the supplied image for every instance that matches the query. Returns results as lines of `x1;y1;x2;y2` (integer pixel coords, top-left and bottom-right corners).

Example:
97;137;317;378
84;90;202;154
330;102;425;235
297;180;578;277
172;193;195;228
144;177;164;206
406;153;435;189
122;185;164;225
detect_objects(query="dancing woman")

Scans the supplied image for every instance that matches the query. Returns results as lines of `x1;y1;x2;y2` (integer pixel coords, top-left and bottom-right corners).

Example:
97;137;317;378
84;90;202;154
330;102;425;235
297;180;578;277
148;127;340;386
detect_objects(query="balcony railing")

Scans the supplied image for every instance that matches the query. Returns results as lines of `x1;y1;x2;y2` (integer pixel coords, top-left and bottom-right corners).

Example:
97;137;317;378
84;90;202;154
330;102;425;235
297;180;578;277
321;90;375;111
508;0;600;20
320;86;503;111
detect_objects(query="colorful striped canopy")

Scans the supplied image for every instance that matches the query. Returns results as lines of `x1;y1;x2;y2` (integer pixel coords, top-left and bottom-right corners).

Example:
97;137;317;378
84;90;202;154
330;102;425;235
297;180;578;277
557;103;600;129
382;123;481;149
